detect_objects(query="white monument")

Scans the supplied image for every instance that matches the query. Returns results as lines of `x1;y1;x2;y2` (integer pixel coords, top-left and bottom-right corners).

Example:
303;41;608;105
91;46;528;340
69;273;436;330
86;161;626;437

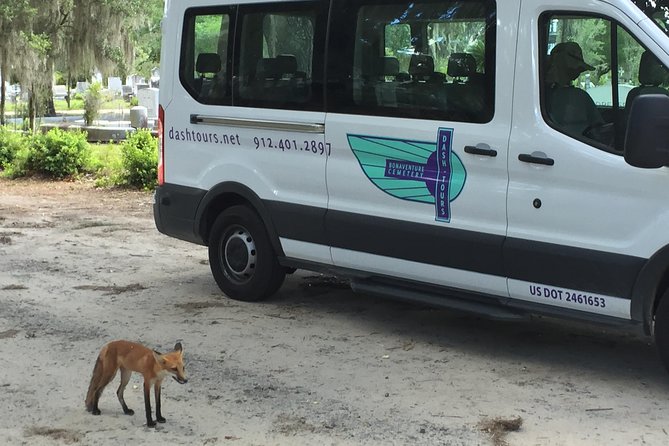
137;87;159;119
107;77;123;95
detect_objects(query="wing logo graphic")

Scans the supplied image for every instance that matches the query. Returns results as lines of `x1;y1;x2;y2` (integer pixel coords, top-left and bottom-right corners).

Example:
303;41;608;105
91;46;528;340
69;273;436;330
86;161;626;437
347;128;466;223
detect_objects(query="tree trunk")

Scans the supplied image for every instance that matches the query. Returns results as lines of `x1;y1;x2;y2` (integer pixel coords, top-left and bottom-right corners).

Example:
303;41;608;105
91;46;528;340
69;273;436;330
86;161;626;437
28;85;36;132
0;56;6;126
46;94;56;117
66;69;71;109
0;71;5;126
45;59;56;116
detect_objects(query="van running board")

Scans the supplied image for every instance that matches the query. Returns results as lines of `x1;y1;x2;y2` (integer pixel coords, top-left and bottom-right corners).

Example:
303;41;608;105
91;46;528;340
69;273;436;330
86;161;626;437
350;279;526;321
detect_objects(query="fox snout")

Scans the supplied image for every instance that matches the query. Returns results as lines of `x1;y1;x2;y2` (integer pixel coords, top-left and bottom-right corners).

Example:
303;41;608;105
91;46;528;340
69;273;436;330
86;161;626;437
173;375;188;384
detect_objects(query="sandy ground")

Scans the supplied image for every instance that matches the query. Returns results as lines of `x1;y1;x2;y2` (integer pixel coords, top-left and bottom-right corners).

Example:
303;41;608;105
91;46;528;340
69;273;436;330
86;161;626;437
1;177;669;446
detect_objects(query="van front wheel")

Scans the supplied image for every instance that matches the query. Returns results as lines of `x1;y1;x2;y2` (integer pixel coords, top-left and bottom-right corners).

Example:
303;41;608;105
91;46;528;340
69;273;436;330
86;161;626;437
654;289;669;372
208;206;285;301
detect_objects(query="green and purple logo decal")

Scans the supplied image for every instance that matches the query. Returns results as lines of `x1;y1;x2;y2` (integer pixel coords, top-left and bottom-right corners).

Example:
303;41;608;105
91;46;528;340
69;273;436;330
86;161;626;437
347;128;466;222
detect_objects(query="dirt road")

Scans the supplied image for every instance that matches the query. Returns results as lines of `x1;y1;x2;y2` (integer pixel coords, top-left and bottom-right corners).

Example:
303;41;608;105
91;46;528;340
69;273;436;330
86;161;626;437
1;178;668;445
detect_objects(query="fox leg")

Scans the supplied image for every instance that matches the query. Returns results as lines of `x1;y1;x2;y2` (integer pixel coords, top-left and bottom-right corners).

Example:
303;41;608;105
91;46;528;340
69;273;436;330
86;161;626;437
155;382;166;423
143;380;156;427
116;368;135;415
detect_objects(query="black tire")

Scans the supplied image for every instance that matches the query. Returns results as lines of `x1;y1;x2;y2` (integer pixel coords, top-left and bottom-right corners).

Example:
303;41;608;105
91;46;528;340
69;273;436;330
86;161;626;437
208;205;285;301
654;290;669;372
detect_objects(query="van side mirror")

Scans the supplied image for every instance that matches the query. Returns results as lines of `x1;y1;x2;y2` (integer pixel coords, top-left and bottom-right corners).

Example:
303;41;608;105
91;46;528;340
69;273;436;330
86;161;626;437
624;94;669;168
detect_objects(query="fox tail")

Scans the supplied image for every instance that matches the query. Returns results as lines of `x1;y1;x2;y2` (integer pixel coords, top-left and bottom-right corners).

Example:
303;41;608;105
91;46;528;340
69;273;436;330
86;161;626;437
85;355;104;412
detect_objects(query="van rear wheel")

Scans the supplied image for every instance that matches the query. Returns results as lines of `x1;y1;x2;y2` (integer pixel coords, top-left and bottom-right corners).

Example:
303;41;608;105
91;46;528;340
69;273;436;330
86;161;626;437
654;290;669;372
208;205;285;301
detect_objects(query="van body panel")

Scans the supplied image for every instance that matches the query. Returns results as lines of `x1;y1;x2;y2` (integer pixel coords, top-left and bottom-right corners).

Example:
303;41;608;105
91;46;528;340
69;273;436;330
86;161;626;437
505;0;669;320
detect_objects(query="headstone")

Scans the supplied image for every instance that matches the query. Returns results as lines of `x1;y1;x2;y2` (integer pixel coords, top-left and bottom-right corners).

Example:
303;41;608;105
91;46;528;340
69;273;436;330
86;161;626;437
137;88;159;119
130;106;148;129
76;81;90;94
53;85;67;100
108;77;123;95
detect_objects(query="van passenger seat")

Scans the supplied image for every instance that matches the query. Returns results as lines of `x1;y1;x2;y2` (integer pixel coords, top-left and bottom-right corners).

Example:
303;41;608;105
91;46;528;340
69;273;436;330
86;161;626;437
276;54;308;102
195;53;222;97
405;54;446;110
624;51;669;119
375;56;402;107
409;54;444;83
446;52;483;117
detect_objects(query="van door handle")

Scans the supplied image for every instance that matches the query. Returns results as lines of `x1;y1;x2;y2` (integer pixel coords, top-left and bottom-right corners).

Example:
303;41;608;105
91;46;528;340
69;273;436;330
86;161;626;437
518;153;555;166
464;145;497;157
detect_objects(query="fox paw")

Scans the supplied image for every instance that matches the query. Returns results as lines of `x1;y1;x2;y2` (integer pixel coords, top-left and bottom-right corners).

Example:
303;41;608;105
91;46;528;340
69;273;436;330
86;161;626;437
91;409;101;416
157;416;166;423
147;420;156;428
123;409;135;416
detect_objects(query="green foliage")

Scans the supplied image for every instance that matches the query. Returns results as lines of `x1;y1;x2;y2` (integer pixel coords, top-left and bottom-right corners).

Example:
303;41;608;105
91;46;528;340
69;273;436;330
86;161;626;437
20;30;51;55
30;128;91;178
54;98;85;111
2;145;33;178
129;97;139;107
0;127;28;168
0;127;158;189
121;129;158;189
88;143;124;187
84;83;103;126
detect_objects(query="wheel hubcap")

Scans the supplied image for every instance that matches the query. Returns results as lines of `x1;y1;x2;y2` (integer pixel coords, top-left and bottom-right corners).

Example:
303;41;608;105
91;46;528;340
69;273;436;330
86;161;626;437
222;227;256;284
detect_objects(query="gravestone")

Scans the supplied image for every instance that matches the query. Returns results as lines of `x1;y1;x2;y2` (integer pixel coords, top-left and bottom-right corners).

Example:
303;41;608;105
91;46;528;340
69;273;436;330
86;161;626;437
108;77;123;95
137;88;159;119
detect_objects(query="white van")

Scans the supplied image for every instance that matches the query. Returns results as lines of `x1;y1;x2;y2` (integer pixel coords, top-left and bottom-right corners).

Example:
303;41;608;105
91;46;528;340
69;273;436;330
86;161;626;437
155;0;669;371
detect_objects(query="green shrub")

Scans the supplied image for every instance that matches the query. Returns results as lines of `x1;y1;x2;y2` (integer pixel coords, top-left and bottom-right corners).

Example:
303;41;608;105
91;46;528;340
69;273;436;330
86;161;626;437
0;127;29;168
1;144;33;178
31;128;91;178
84;83;103;126
121;129;158;189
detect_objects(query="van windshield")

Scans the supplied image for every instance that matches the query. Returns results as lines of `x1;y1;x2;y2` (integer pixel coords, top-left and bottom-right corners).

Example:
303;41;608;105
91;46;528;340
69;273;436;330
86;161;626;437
633;0;669;35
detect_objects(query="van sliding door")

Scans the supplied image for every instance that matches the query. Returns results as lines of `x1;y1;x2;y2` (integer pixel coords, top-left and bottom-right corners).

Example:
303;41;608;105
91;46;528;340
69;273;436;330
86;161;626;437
323;0;518;297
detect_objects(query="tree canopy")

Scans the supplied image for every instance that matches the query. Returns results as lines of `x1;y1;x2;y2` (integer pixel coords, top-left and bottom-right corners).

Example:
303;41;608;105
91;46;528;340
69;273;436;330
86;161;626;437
0;0;164;127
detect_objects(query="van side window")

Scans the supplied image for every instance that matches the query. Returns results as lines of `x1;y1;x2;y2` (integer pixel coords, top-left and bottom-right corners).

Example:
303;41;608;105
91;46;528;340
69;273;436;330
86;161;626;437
235;2;326;110
328;0;496;123
540;14;669;153
180;8;233;105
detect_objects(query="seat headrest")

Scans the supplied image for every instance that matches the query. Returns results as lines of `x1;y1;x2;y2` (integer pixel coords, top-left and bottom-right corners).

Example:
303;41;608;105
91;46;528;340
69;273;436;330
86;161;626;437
276;54;298;75
409;54;434;77
639;51;666;86
256;58;281;80
447;53;476;78
377;56;400;76
196;53;222;74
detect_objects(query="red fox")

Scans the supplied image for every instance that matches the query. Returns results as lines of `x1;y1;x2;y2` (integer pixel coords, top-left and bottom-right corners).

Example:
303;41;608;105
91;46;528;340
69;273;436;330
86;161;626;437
85;340;187;427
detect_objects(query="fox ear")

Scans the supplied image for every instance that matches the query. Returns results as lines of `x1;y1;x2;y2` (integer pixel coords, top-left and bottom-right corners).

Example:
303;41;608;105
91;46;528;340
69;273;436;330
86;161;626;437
174;342;183;352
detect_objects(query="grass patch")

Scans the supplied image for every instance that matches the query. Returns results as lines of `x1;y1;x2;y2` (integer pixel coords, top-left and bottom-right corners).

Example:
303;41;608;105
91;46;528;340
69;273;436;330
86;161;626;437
24;426;81;444
88;142;123;186
478;416;523;446
53;98;129;112
74;283;147;295
53;98;84;111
